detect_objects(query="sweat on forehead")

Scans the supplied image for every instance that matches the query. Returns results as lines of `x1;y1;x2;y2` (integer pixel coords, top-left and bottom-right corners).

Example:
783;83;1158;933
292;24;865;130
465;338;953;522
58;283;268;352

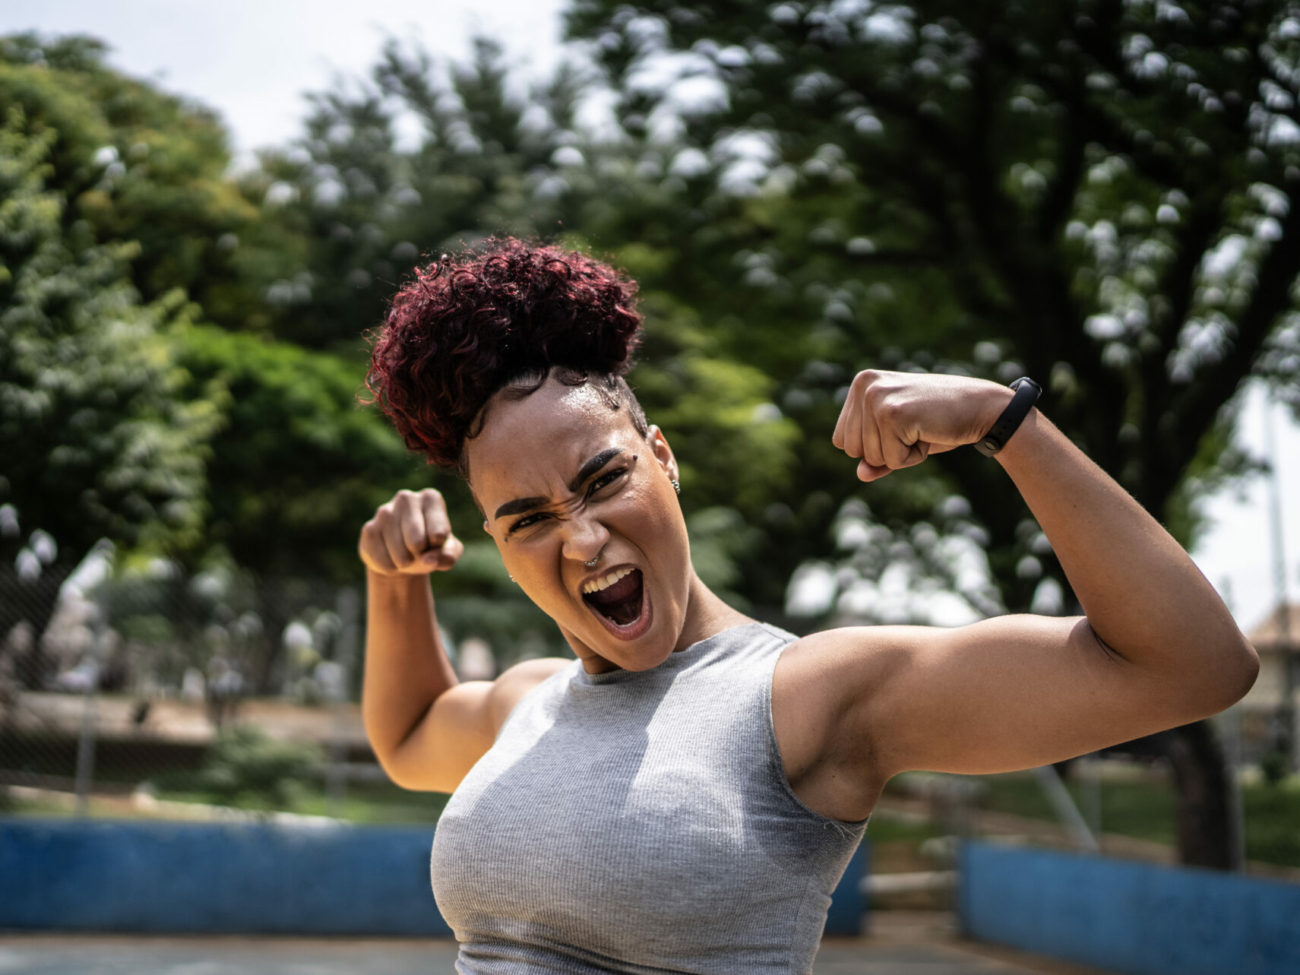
460;369;648;484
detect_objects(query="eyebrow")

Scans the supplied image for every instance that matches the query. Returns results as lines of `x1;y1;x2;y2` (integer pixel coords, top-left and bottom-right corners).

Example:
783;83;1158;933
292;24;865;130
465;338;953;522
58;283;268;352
493;448;625;521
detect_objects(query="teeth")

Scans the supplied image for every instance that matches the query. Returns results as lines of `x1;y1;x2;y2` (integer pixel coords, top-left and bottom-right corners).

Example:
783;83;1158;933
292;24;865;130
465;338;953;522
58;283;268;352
583;566;633;594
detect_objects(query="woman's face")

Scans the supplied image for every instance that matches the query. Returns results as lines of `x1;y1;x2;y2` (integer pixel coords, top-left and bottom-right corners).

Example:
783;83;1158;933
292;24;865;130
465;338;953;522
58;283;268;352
466;375;691;673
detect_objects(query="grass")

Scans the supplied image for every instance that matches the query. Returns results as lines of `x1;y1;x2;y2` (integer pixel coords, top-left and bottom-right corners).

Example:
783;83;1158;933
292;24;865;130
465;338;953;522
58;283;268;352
973;770;1300;869
863;816;943;845
975;771;1176;845
1241;779;1300;869
150;780;452;824
6;750;1294;869
0;777;450;826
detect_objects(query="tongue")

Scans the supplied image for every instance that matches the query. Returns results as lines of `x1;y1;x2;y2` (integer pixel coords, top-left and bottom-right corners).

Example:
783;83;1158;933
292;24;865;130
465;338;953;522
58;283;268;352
586;569;643;626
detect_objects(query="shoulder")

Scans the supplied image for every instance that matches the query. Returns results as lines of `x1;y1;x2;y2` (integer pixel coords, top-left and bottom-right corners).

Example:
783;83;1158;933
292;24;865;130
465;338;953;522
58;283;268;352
773;622;988;737
486;656;573;733
775;625;922;704
770;625;932;792
776;614;1154;786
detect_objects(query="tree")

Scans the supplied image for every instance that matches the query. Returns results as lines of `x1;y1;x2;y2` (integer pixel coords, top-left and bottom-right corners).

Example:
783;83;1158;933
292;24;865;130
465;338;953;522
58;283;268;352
171;325;426;582
0;109;213;687
566;0;1300;868
168;324;427;690
0;33;275;333
243;37;807;606
244;36;582;353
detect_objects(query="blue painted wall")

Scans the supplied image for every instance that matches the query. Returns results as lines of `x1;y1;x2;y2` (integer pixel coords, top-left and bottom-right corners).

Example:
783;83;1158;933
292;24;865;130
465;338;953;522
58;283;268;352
960;840;1300;975
825;838;870;936
0;818;869;937
0;818;451;936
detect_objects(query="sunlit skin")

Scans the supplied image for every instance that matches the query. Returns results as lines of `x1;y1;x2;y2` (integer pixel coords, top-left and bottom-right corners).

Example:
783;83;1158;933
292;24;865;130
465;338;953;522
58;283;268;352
359;367;1257;821
465;378;751;674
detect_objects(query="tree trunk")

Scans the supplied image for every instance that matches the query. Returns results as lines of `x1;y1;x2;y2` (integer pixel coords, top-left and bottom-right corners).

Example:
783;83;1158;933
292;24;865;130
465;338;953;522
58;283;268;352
252;576;290;696
1054;590;1239;869
1154;719;1241;871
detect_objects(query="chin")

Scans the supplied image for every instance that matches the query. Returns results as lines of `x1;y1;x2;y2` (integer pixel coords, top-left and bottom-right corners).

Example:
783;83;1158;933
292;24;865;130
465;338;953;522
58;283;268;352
571;561;692;670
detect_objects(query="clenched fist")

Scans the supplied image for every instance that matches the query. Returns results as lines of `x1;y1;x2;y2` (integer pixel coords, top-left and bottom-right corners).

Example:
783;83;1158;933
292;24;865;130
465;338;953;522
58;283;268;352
832;370;1015;482
359;489;464;575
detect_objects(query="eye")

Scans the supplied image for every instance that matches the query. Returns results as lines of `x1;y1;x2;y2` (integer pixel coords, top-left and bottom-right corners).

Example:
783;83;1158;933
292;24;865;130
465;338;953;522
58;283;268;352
590;467;627;492
508;512;547;535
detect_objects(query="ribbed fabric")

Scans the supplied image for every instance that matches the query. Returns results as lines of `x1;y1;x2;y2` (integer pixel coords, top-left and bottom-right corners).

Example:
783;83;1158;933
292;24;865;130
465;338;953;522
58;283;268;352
430;621;869;975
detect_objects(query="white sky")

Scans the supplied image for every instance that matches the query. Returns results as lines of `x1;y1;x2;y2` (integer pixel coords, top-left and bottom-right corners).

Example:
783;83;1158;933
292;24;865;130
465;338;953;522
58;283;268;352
6;0;571;160
6;2;1299;635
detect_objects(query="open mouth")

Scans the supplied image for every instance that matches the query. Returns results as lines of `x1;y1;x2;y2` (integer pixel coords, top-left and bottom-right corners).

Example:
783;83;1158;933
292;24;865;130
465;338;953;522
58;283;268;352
582;567;645;628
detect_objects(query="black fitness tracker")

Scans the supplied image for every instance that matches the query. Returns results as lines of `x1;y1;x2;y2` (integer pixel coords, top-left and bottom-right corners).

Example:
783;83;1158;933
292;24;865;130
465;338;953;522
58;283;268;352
973;377;1042;457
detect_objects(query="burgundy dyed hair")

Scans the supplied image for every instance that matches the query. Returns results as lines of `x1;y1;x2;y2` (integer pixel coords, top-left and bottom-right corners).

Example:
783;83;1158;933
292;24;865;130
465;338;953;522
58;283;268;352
365;238;646;476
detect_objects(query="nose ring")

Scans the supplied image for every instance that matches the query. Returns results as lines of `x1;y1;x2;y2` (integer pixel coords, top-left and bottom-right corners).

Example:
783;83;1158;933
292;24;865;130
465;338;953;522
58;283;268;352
584;555;600;568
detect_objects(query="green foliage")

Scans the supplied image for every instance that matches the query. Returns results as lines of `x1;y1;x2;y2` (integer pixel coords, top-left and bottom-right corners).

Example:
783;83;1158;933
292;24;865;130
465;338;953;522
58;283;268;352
170;322;427;581
684;506;762;609
197;723;325;809
12;7;1300;641
1242;772;1300;866
226;37;806;615
0;108;213;560
243;36;583;352
0;33;266;330
566;0;1300;613
1258;748;1289;786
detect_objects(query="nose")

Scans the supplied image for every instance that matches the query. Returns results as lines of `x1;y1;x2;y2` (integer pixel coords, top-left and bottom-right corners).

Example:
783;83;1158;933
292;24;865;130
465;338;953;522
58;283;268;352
560;509;611;566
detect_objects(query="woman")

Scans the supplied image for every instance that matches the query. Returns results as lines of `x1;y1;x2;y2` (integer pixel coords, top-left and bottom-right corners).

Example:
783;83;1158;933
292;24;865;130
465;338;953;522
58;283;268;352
358;239;1257;975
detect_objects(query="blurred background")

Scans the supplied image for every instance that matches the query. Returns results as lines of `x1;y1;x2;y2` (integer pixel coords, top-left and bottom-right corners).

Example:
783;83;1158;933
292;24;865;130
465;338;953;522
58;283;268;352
2;0;1299;908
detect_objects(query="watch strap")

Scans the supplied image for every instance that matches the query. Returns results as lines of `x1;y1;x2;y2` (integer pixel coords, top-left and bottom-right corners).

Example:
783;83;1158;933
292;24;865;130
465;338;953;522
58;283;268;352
973;377;1042;457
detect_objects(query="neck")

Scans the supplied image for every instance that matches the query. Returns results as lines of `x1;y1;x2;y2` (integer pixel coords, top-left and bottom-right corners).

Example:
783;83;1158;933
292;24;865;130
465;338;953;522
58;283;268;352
671;573;754;653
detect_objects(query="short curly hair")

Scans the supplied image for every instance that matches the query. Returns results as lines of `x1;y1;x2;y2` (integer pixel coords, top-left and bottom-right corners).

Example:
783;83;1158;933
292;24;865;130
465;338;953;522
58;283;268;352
365;238;647;478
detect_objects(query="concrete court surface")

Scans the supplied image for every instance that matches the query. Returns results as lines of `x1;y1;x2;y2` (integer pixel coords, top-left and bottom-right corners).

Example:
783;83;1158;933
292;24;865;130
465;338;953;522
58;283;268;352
0;914;1113;975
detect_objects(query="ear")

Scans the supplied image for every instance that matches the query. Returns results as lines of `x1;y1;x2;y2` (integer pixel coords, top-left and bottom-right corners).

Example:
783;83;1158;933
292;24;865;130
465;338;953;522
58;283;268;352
646;424;679;485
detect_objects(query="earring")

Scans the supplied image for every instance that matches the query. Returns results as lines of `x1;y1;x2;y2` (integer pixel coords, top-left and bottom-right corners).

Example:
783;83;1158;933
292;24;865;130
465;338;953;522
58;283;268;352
509;575;516;583
671;479;680;495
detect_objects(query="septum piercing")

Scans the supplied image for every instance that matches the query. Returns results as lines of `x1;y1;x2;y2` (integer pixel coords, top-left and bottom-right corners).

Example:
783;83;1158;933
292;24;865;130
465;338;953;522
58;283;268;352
584;556;600;568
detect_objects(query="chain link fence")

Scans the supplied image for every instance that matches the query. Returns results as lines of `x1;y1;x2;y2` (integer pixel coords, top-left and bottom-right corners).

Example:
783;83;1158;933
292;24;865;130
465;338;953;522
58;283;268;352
2;540;1295;878
0;546;453;825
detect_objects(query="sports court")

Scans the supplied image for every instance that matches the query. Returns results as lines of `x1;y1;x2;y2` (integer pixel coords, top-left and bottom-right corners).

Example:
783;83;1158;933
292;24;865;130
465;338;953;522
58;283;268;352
0;915;1108;974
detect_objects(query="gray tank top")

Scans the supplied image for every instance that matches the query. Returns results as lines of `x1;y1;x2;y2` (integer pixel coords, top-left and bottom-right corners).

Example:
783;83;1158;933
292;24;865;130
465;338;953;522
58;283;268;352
430;621;869;975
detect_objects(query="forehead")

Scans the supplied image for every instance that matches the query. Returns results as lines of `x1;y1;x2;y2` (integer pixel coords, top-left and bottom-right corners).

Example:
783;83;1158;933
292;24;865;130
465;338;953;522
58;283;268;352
467;376;641;507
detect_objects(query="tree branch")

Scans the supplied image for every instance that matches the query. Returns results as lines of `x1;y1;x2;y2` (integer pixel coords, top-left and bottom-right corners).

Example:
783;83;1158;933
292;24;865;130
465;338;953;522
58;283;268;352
1162;186;1300;503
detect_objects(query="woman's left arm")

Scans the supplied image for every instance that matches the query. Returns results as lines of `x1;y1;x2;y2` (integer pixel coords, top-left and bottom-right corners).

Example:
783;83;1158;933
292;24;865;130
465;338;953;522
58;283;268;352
982;382;1253;682
780;370;1258;795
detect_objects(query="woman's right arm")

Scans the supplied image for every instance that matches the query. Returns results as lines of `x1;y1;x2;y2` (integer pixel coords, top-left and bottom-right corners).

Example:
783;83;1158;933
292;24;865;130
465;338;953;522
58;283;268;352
359;488;565;793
